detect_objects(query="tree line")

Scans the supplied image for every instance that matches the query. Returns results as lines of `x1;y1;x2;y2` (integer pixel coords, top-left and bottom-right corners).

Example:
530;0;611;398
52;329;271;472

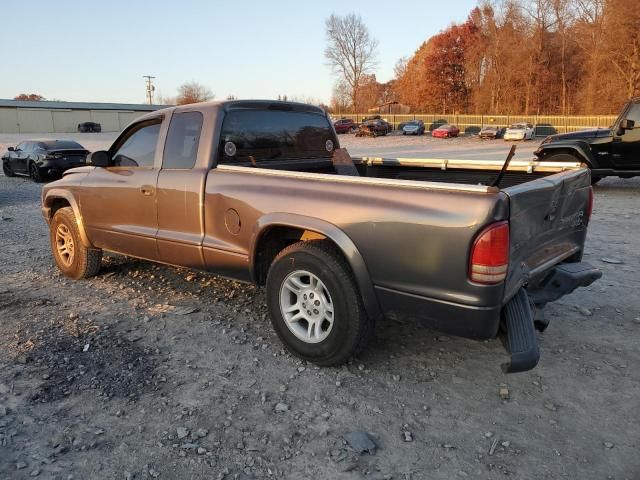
328;1;640;115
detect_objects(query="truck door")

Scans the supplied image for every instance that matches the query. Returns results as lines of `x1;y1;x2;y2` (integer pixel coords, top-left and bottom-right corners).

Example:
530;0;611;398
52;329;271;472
81;118;162;259
155;110;207;269
612;101;640;169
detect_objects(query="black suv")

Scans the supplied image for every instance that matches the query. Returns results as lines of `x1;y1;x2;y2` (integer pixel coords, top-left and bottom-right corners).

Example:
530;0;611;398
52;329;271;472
78;121;102;133
535;98;640;183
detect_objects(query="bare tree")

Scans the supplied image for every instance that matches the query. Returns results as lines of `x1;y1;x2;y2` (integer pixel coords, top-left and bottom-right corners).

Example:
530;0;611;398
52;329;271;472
330;80;352;113
325;13;378;112
176;81;214;105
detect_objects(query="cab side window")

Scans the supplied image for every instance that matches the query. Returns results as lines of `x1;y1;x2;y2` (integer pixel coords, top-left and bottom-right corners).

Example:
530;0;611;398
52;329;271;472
112;121;161;167
162;111;203;169
626;103;640;124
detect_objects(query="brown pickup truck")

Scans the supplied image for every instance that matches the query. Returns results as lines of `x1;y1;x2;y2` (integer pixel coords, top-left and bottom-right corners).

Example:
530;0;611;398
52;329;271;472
42;100;601;372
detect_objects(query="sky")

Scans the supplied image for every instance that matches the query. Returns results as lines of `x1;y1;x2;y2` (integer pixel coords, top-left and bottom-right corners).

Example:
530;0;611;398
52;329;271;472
1;0;478;105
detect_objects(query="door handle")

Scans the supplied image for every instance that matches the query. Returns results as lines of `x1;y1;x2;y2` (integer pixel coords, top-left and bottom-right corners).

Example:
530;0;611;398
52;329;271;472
140;185;155;196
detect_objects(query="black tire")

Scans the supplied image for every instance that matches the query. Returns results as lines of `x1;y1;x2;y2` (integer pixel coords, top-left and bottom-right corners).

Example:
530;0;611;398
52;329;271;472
543;152;601;184
28;162;44;182
50;207;102;279
2;161;15;177
266;240;373;366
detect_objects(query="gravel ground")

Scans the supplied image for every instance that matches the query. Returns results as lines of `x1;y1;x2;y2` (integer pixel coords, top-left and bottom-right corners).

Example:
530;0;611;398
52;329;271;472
0;132;639;479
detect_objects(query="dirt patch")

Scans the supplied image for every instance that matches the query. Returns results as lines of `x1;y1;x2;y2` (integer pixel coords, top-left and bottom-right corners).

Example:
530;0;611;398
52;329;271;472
26;321;158;403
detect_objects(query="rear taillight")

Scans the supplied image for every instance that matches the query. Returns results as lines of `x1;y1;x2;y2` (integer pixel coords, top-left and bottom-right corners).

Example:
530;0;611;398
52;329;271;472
587;186;594;220
469;221;510;284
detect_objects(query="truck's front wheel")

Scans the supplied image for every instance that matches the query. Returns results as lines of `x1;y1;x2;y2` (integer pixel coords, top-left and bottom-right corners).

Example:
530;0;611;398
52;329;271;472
266;240;372;366
50;207;102;279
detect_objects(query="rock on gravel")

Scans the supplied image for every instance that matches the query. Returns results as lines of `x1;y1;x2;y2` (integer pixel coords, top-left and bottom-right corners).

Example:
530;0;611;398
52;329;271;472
343;430;377;455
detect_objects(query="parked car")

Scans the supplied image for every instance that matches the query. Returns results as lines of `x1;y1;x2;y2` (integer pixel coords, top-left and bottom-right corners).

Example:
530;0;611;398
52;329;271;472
402;120;425;135
504;123;535;141
41;100;601;373
356;119;390;137
333;118;356;134
78;122;102;133
479;125;505;139
2;139;89;182
431;124;460;138
535;97;640;183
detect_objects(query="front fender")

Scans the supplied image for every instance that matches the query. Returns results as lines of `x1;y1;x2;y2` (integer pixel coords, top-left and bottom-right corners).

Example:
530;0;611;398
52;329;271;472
42;189;92;248
250;213;382;321
536;141;598;168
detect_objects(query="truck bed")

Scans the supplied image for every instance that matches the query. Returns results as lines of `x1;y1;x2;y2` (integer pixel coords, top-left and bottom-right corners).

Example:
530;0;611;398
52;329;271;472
245;155;584;190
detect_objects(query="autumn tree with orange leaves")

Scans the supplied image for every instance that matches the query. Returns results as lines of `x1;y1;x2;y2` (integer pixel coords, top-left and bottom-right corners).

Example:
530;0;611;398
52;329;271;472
391;1;639;115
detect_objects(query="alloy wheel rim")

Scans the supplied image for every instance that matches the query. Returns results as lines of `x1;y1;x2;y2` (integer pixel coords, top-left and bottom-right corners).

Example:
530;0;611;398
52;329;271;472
55;224;75;267
279;270;334;344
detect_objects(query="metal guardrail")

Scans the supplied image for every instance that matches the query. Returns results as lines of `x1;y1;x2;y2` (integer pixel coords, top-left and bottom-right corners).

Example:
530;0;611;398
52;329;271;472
337;113;618;136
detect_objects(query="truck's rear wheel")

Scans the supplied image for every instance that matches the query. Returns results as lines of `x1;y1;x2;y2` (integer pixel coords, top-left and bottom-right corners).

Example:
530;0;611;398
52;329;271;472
543;153;601;184
266;240;372;366
50;207;102;279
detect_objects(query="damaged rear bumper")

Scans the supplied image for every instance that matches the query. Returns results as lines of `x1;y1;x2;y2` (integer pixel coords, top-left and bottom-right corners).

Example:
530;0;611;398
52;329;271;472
501;261;601;373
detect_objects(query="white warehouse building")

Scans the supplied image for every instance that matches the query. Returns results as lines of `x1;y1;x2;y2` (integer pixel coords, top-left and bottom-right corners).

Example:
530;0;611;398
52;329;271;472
0;99;167;134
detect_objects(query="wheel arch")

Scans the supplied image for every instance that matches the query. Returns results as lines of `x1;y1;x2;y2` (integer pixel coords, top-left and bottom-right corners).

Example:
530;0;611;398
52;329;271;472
536;142;598;168
250;213;382;321
43;190;92;248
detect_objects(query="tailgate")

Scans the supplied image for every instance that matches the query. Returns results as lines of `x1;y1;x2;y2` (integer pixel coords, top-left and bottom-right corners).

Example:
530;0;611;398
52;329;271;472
502;167;591;301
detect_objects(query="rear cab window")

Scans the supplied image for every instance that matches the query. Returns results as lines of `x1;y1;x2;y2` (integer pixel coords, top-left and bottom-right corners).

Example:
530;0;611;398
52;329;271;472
218;108;337;167
162;111;203;169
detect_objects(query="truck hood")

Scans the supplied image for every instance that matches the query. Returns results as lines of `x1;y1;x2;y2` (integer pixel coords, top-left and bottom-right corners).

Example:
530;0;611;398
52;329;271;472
547;128;611;142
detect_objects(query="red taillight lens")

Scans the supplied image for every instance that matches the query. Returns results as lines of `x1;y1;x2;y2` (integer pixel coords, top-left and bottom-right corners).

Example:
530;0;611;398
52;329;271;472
470;221;510;284
587;186;594;220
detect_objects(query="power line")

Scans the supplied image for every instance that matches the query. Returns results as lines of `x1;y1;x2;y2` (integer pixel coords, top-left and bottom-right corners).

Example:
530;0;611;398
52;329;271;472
143;75;156;105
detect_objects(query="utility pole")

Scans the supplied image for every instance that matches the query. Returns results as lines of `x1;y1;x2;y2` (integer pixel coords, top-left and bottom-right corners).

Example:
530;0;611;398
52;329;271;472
143;75;156;105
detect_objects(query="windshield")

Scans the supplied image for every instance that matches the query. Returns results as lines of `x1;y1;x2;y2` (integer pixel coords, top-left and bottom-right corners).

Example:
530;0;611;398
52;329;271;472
509;124;525;129
482;126;497;131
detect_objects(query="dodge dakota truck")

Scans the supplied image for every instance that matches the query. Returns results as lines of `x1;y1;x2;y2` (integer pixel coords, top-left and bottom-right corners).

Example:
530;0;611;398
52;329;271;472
41;100;601;373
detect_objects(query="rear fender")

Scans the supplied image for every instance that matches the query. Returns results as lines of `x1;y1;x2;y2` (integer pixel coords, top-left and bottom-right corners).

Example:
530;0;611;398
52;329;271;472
42;189;92;248
536;141;598;168
250;213;382;321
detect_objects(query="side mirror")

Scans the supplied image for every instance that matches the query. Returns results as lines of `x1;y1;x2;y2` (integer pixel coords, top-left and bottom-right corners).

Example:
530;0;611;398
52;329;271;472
8;146;14;151
620;119;635;131
87;150;111;167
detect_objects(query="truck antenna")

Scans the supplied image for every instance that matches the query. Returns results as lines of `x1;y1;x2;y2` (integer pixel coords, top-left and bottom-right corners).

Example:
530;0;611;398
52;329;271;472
490;145;517;188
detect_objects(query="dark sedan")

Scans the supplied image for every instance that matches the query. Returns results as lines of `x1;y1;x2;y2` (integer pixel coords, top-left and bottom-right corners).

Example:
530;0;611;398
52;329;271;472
333;118;356;134
479;125;505;139
2;139;89;182
356;119;391;137
78;121;102;132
